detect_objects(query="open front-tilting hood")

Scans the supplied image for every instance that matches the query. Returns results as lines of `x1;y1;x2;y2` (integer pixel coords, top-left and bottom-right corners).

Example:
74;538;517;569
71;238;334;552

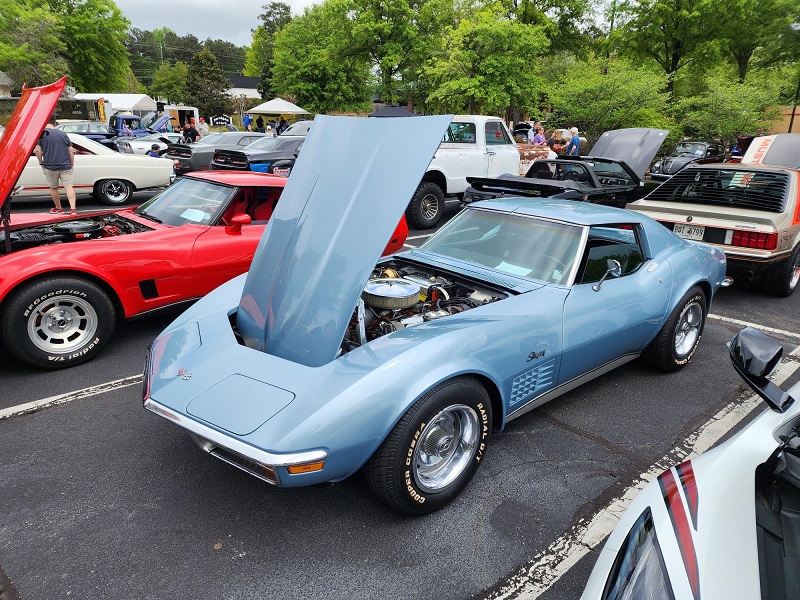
588;128;669;180
0;78;65;211
236;114;452;367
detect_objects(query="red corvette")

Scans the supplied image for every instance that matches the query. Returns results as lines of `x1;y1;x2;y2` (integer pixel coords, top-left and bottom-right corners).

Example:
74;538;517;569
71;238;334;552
0;80;408;369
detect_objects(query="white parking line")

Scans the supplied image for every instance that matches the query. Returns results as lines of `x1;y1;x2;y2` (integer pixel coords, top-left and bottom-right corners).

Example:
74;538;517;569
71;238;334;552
486;342;800;599
708;313;800;340
0;375;142;421
406;233;435;240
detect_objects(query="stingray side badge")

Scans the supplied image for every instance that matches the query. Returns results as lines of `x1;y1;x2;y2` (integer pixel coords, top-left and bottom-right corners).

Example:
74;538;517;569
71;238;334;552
177;368;192;380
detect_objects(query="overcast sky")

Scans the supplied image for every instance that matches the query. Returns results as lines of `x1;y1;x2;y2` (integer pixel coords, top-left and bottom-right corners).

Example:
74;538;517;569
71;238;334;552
115;0;316;47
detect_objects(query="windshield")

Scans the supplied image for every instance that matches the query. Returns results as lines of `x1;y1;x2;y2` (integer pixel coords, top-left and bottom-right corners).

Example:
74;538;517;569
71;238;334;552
246;136;298;151
675;142;706;157
135;177;234;226
197;132;225;145
421;208;584;284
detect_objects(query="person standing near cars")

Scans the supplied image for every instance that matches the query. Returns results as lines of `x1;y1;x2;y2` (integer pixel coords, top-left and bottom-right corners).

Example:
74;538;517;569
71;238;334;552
547;129;565;154
565;127;580;156
182;121;201;143
256;115;265;133
197;117;210;137
35;114;77;215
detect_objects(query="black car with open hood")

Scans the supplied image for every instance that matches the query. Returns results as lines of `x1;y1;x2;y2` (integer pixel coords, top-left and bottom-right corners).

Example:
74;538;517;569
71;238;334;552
463;128;669;208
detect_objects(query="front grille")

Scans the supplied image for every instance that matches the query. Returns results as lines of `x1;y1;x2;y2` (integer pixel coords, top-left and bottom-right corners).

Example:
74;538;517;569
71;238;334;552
647;167;789;213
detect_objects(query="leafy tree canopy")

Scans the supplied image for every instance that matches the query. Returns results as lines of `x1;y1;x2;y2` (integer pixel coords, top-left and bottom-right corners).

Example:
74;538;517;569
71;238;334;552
674;70;782;146
46;0;130;92
272;0;372;113
184;48;231;119
244;2;293;99
150;61;188;104
543;57;671;145
426;2;550;115
0;0;69;91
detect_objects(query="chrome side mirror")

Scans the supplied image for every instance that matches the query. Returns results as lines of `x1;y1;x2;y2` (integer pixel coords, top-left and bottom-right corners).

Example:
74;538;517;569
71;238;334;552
592;259;622;292
729;327;794;413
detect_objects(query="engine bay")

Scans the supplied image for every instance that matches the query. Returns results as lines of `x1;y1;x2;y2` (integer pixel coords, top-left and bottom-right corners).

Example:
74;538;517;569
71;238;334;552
0;214;153;254
341;258;509;354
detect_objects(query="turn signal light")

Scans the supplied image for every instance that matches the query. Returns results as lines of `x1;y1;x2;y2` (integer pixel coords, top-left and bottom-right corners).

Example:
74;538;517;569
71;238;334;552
731;230;777;250
287;462;325;474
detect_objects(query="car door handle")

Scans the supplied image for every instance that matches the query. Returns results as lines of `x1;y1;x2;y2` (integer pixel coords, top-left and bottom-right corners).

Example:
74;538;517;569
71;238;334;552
486;150;496;155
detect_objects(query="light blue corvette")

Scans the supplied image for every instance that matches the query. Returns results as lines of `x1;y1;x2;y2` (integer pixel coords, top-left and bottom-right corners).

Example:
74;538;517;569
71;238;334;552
143;115;730;515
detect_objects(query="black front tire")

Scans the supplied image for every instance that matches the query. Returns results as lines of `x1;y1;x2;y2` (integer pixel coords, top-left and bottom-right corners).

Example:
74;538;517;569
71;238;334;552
1;277;116;369
406;181;445;229
365;376;491;515
94;179;133;205
764;245;800;297
641;286;707;372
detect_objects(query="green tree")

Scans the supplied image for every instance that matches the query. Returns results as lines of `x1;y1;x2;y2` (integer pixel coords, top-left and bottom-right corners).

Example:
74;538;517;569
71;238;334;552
426;2;549;115
150;61;188;104
348;0;446;103
719;0;795;82
244;2;293;99
545;57;671;145
272;0;371;113
504;0;597;54
46;0;130;92
184;48;231;119
0;0;69;90
126;28;161;87
674;71;781;147
616;0;726;95
203;38;246;76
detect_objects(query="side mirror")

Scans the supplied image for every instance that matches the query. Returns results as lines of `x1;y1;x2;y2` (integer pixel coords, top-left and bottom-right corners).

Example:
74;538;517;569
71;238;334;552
225;213;251;235
592;259;622;292
728;327;794;413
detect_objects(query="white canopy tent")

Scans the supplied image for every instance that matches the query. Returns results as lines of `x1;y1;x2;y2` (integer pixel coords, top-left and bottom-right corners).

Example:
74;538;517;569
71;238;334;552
248;98;309;115
74;93;157;113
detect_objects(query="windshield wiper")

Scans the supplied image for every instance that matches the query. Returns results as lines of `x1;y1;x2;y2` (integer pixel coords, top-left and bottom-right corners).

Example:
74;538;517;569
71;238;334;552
136;210;163;223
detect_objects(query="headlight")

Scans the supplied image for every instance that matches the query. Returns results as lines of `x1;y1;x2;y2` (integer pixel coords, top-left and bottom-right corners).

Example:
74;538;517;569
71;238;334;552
651;161;661;173
601;508;675;600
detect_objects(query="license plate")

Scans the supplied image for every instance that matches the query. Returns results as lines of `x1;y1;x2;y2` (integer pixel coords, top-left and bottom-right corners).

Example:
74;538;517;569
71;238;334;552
673;224;705;241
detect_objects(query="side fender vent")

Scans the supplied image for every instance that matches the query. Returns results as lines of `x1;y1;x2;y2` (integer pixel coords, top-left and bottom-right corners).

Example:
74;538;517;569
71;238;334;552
139;279;159;300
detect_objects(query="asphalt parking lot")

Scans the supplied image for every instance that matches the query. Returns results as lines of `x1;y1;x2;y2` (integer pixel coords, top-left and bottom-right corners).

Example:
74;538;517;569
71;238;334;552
2;194;800;599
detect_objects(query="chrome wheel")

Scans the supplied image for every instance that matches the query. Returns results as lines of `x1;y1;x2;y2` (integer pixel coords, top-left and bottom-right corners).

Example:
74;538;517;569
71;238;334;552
789;260;800;291
413;404;479;493
99;179;132;204
420;193;440;221
26;294;99;354
674;300;703;357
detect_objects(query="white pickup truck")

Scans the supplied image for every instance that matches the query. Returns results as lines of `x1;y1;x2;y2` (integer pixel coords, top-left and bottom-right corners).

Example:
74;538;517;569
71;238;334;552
406;115;520;229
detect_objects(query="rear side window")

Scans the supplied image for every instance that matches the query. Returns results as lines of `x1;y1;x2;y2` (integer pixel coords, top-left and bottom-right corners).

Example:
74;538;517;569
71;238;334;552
485;121;512;145
646;168;789;213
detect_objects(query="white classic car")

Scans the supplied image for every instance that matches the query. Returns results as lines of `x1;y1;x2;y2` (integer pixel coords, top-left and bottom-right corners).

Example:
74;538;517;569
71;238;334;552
116;132;184;155
14;133;174;205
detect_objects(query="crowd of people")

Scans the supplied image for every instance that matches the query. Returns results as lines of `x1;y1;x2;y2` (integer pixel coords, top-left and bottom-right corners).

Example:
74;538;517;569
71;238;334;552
524;120;581;156
242;113;288;137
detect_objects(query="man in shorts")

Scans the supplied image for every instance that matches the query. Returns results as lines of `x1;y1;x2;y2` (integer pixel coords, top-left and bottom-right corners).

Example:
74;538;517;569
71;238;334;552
35;114;77;215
